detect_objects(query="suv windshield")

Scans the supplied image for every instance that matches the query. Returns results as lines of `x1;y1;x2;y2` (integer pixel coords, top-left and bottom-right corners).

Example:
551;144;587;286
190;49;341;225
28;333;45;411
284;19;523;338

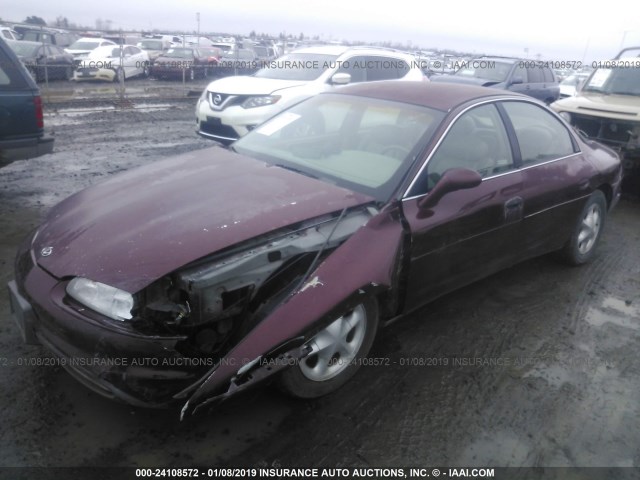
582;67;640;96
455;60;512;82
254;53;339;81
233;93;444;201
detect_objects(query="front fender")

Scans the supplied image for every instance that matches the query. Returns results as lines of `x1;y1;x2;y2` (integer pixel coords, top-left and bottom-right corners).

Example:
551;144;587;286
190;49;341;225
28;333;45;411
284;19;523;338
179;202;406;417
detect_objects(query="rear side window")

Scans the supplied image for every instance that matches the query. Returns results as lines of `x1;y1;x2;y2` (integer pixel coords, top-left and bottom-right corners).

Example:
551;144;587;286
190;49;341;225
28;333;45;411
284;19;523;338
502;101;576;166
0;44;30;89
527;66;543;83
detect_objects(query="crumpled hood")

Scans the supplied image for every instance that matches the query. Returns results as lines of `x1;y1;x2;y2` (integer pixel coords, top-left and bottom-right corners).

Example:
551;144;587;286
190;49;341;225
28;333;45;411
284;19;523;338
33;147;372;293
205;75;308;95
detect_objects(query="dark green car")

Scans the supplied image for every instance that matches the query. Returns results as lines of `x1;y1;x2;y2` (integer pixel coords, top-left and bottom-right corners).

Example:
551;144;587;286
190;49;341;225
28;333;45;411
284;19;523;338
0;37;54;165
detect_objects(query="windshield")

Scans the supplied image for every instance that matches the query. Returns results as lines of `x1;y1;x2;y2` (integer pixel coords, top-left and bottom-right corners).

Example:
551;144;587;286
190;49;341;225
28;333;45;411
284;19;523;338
233;94;444;201
454;60;512;82
254;53;339;81
164;48;194;58
582;67;640;96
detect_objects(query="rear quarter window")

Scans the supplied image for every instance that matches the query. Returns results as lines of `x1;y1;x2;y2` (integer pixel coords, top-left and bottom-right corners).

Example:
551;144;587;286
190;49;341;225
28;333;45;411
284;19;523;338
0;43;31;89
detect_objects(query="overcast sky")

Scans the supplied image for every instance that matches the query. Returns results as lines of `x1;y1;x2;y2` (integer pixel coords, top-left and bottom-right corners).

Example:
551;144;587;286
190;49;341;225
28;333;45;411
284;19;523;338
4;0;640;61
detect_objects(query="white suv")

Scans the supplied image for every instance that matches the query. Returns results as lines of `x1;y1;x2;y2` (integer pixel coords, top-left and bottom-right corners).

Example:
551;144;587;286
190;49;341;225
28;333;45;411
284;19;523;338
196;45;427;144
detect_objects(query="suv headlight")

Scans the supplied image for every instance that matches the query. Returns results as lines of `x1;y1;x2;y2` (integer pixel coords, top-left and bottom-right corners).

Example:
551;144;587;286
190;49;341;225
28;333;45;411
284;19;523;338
241;95;281;109
66;277;134;321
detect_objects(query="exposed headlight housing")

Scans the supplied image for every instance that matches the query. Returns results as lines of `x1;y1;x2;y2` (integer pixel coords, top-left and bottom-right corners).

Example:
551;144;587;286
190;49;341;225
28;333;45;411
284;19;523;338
66;277;134;321
241;95;281;109
558;111;572;123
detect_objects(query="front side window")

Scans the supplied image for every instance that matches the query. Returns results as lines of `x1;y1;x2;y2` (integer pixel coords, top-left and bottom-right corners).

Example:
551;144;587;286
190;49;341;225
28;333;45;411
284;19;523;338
502;101;576;166
411;103;514;195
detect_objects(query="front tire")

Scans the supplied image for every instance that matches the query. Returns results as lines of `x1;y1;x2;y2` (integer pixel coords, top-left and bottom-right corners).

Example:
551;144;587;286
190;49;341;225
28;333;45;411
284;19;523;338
278;297;379;399
561;190;607;265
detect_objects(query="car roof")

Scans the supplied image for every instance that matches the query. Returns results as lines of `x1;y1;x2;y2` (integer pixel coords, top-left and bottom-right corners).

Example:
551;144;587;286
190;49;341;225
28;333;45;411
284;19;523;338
330;81;525;112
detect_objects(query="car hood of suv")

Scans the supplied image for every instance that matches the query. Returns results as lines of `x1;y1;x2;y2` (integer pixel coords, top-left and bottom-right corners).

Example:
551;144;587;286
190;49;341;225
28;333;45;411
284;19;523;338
32;147;373;293
205;76;309;95
552;92;640;122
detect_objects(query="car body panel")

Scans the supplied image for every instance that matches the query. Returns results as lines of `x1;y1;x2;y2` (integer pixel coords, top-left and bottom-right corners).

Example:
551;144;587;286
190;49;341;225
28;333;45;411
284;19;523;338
402;170;526;309
181;203;406;414
33;147;373;292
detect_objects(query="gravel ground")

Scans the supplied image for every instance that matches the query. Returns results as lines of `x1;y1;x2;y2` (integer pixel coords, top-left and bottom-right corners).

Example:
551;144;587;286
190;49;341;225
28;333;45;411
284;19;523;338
1;95;639;475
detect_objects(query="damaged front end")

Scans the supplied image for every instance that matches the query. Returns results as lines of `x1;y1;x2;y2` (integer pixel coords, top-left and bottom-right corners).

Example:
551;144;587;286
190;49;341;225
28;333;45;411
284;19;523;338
12;205;380;409
135;206;376;361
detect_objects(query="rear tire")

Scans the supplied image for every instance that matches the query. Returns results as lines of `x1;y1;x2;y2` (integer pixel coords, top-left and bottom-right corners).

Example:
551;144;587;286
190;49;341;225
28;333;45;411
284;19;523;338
561;190;607;265
278;297;379;399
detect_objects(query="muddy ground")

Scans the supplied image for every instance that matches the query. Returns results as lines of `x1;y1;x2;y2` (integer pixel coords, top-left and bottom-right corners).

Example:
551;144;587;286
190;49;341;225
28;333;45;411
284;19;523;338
1;90;639;474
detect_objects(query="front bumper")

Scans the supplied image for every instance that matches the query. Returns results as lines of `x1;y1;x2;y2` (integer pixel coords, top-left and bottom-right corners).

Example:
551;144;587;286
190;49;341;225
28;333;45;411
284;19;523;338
195;97;278;144
8;250;208;407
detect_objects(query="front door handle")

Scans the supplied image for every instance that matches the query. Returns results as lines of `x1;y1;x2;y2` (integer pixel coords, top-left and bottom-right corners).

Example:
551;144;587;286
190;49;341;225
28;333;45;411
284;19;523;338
504;196;524;222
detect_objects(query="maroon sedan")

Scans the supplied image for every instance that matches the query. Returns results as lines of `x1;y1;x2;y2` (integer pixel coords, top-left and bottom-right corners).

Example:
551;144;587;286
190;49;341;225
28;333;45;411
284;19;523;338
8;82;622;417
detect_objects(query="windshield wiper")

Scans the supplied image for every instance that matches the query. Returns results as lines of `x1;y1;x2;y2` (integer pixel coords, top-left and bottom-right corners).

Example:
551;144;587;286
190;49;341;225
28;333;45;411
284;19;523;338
273;163;319;180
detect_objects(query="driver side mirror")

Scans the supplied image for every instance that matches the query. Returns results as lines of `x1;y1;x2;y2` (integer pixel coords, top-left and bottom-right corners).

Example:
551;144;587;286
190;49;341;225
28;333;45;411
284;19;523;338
330;72;351;85
418;168;482;210
510;76;524;85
